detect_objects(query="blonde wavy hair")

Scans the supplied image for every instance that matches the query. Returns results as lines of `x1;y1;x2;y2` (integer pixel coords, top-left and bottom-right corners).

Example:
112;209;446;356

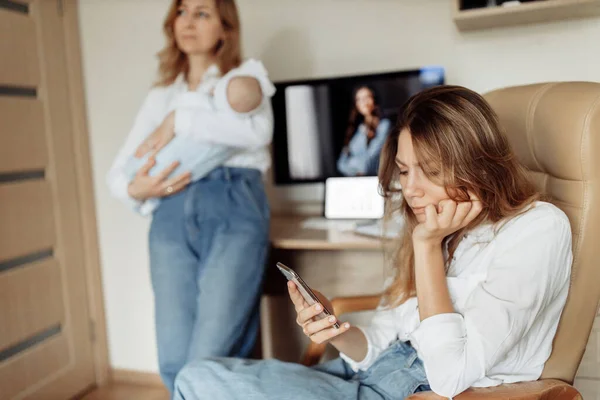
379;85;540;307
156;0;242;87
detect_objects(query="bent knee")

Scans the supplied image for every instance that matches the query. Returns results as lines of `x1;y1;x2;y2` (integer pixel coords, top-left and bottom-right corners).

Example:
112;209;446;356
173;362;216;400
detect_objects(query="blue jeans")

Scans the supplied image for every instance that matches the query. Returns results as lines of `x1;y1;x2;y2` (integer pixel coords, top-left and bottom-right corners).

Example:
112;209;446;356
173;341;430;400
149;167;270;394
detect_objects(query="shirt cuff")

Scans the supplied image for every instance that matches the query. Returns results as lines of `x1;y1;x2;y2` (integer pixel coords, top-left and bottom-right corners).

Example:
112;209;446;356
138;198;158;216
110;173;144;212
409;313;466;359
339;326;380;372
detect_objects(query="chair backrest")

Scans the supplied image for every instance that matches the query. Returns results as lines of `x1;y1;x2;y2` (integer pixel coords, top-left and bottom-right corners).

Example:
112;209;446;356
484;82;600;384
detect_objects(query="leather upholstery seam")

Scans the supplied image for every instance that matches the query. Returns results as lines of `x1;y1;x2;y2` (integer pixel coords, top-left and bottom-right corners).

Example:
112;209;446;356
526;83;556;175
573;90;600;277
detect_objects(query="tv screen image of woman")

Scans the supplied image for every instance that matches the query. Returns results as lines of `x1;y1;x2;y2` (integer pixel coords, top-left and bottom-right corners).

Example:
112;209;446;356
270;66;444;184
337;86;391;177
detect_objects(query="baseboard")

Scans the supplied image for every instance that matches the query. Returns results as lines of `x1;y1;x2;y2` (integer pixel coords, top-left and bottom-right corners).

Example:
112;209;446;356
111;368;164;387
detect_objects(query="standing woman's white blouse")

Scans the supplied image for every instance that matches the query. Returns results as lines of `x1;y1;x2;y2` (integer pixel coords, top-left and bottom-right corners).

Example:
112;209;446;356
107;59;276;214
340;202;573;398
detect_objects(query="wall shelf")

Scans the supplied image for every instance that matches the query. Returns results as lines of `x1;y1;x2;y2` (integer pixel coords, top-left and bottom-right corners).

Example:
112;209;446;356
454;0;600;31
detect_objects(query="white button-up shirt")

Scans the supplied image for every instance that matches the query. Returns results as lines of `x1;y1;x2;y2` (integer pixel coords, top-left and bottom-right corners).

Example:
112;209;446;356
107;59;275;215
340;201;572;399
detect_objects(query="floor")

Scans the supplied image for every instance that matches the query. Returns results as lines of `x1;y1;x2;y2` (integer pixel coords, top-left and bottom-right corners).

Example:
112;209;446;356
81;383;169;400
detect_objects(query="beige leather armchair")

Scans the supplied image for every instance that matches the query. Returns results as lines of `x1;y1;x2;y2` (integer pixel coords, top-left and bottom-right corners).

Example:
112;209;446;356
302;82;600;399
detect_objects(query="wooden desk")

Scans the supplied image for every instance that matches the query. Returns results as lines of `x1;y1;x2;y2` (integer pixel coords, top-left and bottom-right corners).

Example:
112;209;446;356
261;216;386;362
270;216;384;251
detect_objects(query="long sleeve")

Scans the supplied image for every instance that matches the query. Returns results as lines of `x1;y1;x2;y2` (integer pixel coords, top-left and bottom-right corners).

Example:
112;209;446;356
174;59;276;149
106;89;164;212
336;119;391;176
336;149;355;176
121;90;239;194
409;209;572;398
340;297;420;371
364;118;391;173
336;127;364;176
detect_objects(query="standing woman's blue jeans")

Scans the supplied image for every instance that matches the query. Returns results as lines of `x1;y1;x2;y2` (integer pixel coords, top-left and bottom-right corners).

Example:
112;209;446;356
148;167;270;394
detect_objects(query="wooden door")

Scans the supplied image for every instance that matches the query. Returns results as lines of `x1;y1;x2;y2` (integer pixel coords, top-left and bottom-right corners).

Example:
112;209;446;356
0;0;96;398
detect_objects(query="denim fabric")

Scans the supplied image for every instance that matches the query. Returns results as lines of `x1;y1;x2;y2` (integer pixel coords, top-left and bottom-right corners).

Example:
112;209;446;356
337;118;391;177
174;340;430;400
123;135;238;214
149;167;270;394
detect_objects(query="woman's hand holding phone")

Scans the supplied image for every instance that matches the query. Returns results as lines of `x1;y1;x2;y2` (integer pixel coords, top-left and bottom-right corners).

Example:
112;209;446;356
287;281;351;344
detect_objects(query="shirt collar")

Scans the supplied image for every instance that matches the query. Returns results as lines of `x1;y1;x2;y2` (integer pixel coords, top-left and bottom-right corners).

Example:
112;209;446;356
464;222;496;243
465;203;537;243
174;63;221;91
203;64;221;80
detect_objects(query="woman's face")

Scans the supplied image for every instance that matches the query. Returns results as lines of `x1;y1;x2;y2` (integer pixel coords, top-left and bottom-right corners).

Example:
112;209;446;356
355;87;375;117
174;0;224;56
396;128;450;223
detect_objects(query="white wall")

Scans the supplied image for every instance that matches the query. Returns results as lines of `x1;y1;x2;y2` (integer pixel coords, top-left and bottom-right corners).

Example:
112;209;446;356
78;0;600;376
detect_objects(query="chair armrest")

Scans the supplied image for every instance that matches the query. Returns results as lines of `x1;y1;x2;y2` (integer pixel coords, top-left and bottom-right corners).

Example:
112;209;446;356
301;294;382;366
406;379;582;400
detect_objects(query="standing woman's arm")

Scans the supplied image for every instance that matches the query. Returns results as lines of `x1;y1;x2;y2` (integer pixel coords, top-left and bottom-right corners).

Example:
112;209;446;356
137;60;277;156
106;90;164;211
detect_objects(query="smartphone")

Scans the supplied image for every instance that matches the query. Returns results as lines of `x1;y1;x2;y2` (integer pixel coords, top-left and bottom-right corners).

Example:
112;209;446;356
276;262;341;329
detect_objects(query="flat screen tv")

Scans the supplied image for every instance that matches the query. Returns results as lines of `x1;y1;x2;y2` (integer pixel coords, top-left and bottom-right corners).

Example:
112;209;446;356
271;66;445;185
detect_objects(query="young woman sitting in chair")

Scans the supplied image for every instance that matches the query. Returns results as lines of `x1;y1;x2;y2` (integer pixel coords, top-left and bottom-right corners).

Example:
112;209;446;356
173;85;573;400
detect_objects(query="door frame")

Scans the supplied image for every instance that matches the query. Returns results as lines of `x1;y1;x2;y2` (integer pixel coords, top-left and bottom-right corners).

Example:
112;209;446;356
60;0;109;386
